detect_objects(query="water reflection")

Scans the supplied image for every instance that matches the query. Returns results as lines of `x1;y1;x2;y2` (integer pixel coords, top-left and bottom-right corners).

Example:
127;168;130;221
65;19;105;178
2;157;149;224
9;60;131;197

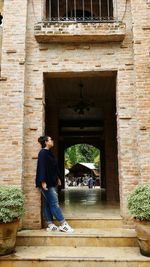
59;187;120;218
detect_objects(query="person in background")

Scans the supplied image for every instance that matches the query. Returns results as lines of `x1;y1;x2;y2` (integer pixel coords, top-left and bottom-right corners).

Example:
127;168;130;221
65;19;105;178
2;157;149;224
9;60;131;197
36;135;74;233
88;176;94;189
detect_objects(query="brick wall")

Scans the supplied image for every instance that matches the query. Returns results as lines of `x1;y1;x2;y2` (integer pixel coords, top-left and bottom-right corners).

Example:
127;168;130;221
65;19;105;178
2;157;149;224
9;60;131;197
0;0;28;186
0;0;149;229
131;0;150;184
23;0;137;228
0;0;3;12
0;0;3;63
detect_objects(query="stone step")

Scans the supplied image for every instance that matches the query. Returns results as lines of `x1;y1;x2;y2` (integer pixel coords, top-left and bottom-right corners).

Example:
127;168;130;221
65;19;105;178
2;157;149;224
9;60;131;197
1;246;150;267
54;217;123;228
16;228;137;247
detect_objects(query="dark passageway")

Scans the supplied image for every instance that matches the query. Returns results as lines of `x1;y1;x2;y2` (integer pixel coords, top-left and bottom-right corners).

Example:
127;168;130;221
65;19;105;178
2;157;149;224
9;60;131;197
44;71;119;208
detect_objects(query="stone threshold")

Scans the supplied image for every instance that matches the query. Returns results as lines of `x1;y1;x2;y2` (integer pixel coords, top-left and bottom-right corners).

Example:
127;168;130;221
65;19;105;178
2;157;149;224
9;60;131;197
16;228;137;247
17;228;136;238
53;217;124;228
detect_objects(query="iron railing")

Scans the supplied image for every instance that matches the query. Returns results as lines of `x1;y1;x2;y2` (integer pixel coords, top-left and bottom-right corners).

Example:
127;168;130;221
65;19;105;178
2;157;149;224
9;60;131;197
45;0;118;22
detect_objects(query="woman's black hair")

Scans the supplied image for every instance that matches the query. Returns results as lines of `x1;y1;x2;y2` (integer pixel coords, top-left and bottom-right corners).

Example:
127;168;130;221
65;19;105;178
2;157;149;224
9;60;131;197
38;136;49;148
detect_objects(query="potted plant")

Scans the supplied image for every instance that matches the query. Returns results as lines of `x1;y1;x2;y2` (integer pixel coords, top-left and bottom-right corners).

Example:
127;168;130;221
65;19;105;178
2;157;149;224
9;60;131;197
127;184;150;257
0;185;24;255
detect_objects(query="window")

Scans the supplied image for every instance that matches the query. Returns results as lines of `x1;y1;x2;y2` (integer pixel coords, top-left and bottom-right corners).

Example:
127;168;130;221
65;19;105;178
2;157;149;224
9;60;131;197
46;0;114;22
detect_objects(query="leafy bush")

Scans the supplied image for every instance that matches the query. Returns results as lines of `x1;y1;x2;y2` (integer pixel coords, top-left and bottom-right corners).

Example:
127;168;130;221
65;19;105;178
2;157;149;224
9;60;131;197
0;186;24;223
127;184;150;221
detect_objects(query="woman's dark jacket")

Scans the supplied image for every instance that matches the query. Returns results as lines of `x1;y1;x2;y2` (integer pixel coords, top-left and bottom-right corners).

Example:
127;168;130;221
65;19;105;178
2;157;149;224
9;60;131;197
36;148;61;188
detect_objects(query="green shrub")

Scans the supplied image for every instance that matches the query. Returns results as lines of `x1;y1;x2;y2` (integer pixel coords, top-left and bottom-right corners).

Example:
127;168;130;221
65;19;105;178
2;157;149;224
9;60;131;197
127;184;150;221
0;186;24;223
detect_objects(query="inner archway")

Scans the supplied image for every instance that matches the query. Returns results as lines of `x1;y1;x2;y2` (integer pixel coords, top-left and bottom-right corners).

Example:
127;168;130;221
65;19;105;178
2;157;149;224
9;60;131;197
65;143;101;187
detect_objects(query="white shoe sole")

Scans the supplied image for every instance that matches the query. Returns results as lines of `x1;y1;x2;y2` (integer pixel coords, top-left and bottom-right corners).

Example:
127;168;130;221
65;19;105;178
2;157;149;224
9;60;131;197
59;227;74;233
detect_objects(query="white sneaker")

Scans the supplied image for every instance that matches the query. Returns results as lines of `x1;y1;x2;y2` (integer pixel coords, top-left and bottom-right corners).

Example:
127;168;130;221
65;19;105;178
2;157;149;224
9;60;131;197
46;223;58;231
59;222;74;233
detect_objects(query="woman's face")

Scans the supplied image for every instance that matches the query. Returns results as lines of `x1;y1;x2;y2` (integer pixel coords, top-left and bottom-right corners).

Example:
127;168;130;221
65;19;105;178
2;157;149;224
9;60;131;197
45;137;54;148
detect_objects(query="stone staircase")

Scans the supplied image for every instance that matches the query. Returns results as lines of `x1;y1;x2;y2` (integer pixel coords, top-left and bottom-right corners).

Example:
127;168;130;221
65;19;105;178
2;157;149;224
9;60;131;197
1;218;150;267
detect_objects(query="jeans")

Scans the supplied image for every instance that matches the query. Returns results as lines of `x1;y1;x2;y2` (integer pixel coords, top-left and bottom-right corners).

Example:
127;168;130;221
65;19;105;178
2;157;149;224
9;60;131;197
40;187;65;224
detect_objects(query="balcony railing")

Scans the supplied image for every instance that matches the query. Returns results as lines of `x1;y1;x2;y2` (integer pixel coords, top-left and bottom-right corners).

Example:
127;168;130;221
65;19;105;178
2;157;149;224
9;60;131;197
45;0;118;22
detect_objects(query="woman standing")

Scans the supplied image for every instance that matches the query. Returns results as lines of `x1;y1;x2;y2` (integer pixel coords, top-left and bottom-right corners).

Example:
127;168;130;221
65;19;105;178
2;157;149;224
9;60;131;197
36;135;74;232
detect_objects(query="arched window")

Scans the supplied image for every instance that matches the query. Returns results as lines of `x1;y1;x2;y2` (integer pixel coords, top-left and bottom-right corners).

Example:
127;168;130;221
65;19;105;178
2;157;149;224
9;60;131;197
46;0;114;22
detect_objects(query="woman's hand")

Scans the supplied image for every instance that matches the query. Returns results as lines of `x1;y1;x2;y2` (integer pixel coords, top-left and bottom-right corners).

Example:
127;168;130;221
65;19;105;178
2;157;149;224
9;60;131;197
42;181;48;191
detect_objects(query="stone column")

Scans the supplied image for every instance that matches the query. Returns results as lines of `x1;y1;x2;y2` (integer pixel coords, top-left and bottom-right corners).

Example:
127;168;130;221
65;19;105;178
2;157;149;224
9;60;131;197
22;0;45;229
117;68;139;217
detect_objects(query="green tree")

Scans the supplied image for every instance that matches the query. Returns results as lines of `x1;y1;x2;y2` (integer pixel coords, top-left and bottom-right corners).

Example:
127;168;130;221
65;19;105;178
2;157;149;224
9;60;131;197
65;144;100;168
94;154;100;169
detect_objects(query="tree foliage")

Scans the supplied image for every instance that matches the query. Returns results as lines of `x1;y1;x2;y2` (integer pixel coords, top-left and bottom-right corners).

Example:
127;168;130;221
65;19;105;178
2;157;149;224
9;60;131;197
65;144;100;169
0;186;24;223
127;184;150;221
